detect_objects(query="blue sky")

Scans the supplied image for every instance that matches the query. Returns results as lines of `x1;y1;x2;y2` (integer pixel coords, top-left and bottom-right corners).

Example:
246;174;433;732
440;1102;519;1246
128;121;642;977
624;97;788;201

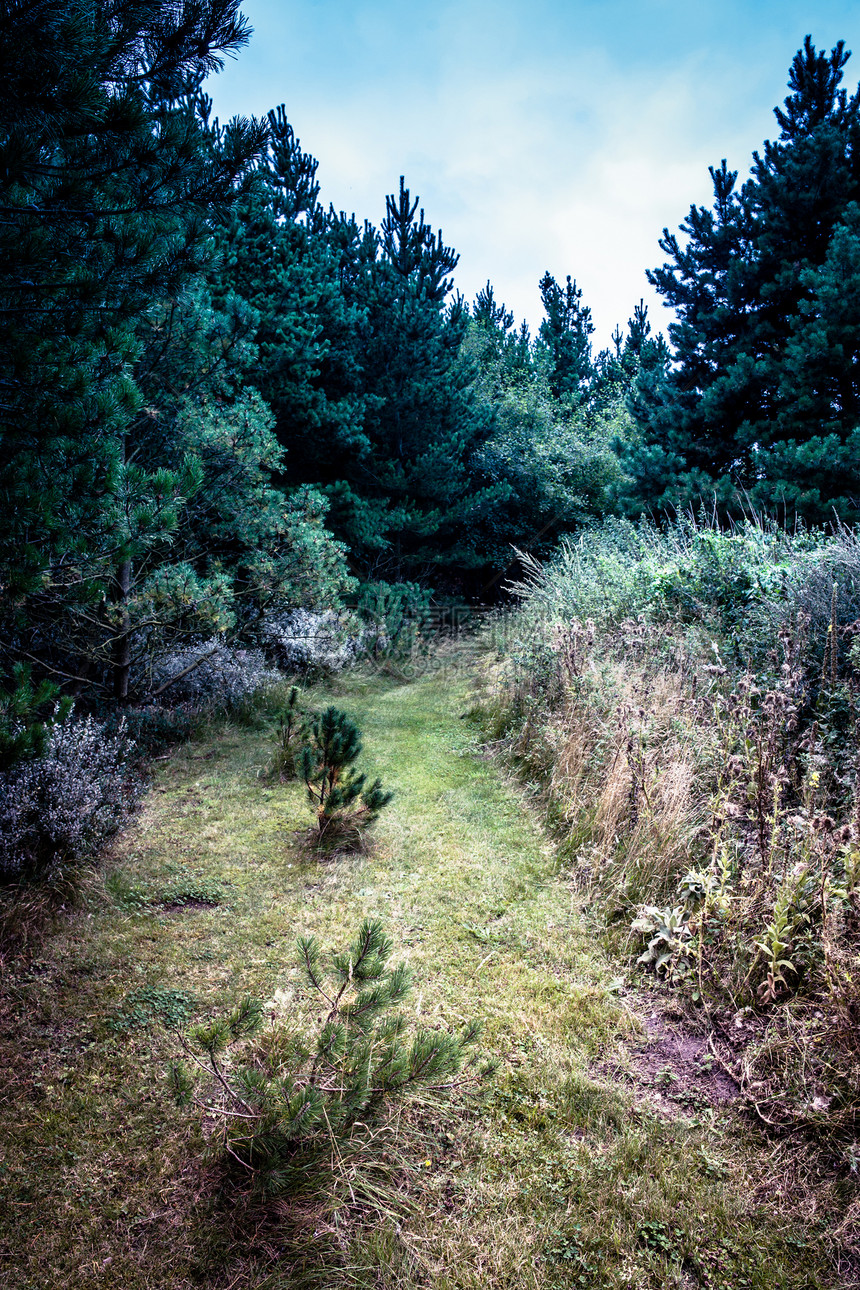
206;1;860;345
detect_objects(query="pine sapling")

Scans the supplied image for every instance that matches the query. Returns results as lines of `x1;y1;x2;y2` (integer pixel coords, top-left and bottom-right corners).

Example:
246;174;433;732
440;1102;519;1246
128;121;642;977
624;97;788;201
298;705;392;846
270;685;306;780
169;918;487;1193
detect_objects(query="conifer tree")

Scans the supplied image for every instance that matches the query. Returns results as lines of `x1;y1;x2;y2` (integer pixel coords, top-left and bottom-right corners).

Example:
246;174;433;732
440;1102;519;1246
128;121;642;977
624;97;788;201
0;0;272;696
298;706;392;843
629;37;860;521
537;272;595;407
170;919;485;1193
467;280;623;565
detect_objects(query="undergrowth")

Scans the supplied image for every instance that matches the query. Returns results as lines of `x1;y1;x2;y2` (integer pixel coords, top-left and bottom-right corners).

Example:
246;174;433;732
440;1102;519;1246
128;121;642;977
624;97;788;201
480;513;860;1265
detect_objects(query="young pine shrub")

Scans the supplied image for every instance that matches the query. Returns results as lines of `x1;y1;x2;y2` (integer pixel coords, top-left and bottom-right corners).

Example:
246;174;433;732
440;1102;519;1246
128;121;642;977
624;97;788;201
298;705;392;849
268;685;307;781
169;919;486;1194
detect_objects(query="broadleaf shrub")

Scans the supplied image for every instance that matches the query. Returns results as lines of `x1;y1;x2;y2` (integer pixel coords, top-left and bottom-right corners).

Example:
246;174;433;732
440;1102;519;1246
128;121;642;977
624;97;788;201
142;641;281;707
262;608;362;674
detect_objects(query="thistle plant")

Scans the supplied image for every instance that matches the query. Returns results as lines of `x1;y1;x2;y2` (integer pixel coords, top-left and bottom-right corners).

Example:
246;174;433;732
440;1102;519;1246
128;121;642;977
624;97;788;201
169;919;486;1193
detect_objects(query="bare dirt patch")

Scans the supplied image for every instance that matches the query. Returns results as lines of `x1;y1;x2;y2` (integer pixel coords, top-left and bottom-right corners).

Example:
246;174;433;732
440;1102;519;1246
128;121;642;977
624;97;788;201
599;1003;739;1119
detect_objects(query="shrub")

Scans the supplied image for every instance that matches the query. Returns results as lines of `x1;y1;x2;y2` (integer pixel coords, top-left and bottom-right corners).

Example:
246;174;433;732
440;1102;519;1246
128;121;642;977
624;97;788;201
486;512;860;1187
142;641;281;708
0;712;138;881
262;608;361;673
298;705;393;848
169;919;486;1194
354;580;434;659
111;703;201;758
268;685;307;781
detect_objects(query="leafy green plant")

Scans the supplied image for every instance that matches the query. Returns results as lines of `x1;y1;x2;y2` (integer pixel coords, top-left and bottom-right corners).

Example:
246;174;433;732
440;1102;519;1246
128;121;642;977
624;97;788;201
107;985;196;1033
169;919;486;1192
631;904;691;975
750;870;803;1003
677;869;717;905
298;705;393;847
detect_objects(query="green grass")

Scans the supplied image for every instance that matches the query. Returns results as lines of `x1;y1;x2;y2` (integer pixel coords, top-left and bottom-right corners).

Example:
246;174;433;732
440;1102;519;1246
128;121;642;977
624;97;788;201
0;664;841;1288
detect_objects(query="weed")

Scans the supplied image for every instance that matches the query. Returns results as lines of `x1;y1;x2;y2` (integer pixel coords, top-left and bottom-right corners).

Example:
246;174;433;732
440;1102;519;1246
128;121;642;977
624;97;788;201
105;984;197;1033
483;514;860;1253
631;904;692;976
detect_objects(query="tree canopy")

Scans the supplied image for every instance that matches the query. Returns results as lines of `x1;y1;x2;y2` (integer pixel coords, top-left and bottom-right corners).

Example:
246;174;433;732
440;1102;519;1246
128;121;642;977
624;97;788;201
625;36;860;523
3;14;859;712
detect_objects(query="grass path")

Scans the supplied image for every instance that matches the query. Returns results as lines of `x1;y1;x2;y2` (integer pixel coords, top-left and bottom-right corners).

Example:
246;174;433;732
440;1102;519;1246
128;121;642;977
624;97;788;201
0;666;837;1288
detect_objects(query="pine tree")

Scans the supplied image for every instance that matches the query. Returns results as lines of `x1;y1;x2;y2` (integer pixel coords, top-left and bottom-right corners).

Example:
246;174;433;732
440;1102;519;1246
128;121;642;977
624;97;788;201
537;272;595;407
170;919;485;1193
328;177;504;582
629;37;860;521
0;0;269;696
298;706;392;844
467;280;624;566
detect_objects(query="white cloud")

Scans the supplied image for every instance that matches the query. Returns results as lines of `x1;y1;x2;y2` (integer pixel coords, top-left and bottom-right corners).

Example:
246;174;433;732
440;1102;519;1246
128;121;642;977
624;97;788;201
209;0;860;343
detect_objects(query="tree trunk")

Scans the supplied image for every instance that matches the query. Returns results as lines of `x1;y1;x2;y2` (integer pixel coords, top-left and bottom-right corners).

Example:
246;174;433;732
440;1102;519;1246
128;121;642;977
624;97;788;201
112;558;132;702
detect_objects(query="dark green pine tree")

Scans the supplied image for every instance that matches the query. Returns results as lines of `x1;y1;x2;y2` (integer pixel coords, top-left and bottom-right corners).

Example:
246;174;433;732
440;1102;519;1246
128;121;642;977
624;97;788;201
216;107;369;484
473;281;515;335
537;272;595;408
329;178;506;584
0;0;267;696
298;706;392;843
628;37;860;522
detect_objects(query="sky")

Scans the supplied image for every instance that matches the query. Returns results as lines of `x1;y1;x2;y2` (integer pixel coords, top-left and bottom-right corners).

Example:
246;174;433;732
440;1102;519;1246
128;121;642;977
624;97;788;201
205;0;860;346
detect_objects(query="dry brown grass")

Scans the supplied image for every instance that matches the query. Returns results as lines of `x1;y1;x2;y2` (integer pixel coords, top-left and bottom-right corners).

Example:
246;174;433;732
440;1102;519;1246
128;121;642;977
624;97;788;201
506;628;712;906
481;610;860;1276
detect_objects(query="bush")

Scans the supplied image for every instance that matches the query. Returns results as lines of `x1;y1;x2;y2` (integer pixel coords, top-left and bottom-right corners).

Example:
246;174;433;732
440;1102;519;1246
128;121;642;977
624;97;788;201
142;641;281;707
170;919;486;1194
486;512;860;1193
298;705;393;848
111;703;201;758
268;685;307;781
262;608;362;674
0;712;138;880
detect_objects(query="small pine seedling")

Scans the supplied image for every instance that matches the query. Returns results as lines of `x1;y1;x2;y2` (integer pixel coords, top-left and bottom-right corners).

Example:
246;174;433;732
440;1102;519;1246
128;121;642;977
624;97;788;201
271;685;306;780
298;705;392;846
168;919;487;1193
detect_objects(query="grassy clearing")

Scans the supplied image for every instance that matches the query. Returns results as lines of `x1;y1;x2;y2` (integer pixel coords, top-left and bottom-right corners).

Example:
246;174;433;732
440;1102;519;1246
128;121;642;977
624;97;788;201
0;661;842;1287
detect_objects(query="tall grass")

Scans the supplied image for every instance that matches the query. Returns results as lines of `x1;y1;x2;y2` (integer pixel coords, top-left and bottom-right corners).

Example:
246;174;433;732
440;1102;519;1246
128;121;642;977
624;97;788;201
486;512;860;1241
